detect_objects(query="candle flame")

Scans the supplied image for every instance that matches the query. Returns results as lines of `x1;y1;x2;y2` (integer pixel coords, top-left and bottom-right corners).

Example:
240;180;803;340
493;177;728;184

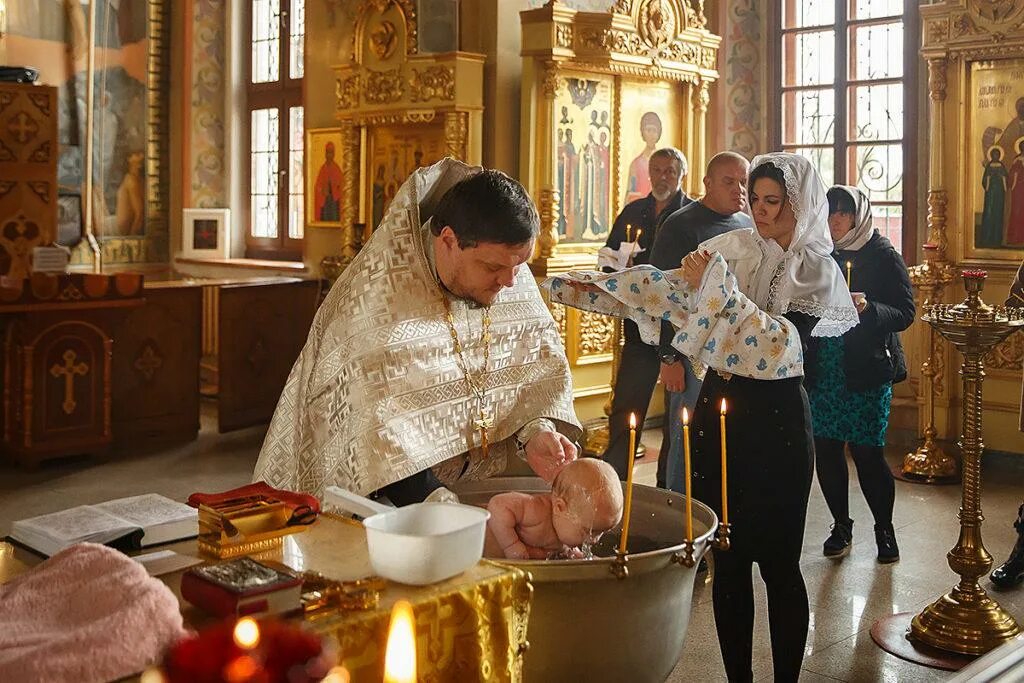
629;412;637;429
635;228;642;239
322;666;352;683
384;600;417;683
232;617;260;650
720;399;727;414
681;407;689;425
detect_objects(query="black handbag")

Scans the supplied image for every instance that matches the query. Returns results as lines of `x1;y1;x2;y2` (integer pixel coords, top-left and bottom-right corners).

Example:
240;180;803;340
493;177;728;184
0;67;39;84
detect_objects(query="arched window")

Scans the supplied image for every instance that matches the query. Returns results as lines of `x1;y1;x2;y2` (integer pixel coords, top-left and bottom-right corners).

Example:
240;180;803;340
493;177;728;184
246;0;304;260
771;0;918;258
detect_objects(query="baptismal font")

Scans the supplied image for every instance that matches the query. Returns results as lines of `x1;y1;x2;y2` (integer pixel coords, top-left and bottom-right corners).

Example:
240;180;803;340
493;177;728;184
909;270;1023;654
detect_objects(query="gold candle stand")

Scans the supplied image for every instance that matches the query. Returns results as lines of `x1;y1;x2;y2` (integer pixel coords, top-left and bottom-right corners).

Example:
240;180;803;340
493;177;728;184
909;270;1023;654
902;244;958;483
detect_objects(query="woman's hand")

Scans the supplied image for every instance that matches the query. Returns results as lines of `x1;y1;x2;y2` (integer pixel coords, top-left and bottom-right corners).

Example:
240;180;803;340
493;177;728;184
681;250;712;289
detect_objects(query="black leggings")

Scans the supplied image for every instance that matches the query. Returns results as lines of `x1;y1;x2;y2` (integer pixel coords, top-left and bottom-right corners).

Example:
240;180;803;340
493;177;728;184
814;437;895;527
712;549;809;683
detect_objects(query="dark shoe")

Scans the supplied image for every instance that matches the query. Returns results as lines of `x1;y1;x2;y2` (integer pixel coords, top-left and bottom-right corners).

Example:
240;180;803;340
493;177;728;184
991;505;1024;589
823;519;853;558
875;524;900;564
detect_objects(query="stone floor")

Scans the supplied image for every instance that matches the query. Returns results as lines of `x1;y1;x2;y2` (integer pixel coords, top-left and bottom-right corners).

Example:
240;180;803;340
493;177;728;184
3;404;1024;682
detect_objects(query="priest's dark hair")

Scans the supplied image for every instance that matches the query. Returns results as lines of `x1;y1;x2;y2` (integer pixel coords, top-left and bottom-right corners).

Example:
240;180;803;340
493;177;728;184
431;170;539;249
826;187;857;216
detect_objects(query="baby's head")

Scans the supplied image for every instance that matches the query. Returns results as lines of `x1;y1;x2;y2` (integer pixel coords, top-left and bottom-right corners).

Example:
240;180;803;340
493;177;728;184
550;458;624;547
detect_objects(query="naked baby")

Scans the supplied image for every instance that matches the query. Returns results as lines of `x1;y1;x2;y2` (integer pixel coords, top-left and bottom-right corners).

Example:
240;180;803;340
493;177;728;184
484;458;623;560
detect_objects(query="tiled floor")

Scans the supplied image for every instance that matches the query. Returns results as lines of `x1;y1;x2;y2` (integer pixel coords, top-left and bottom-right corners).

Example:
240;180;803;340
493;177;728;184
3;405;1024;682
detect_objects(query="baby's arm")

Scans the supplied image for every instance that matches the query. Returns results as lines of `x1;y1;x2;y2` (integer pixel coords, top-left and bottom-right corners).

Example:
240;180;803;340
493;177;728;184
487;492;536;560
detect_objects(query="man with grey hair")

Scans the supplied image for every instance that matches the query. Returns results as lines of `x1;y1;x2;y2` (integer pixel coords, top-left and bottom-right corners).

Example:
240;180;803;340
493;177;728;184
599;147;692;479
651;150;753;490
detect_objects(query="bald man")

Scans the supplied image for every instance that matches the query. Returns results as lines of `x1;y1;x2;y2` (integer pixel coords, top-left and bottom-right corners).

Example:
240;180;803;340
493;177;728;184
650;151;754;490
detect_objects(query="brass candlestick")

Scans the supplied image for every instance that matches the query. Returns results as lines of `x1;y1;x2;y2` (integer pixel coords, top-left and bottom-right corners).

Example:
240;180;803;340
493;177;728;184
909;270;1024;655
903;244;958;483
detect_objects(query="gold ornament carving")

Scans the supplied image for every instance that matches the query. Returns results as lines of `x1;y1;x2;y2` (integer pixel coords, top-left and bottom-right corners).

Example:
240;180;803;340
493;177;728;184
541;61;562;99
927;190;949;255
578;311;617;357
928;58;947;101
638;0;675;49
353;0;418;56
954;13;979;37
337;75;361;110
444;111;468;160
984;334;1024;371
409;66;455;103
369;20;398;60
928;20;949;44
537;187;560;261
613;0;633;14
364;69;404;105
968;0;1024;28
339;119;359;260
556;24;573;49
694;79;710;113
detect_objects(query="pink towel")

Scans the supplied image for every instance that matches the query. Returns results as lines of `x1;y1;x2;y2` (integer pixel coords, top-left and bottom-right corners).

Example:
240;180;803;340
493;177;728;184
0;543;189;683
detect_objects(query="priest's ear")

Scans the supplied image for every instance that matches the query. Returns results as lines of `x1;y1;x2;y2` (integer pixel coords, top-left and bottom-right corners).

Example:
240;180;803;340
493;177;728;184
437;224;462;251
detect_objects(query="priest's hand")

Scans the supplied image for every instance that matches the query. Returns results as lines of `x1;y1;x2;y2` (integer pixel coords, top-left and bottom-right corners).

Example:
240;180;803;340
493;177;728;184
524;430;578;482
681;250;712;289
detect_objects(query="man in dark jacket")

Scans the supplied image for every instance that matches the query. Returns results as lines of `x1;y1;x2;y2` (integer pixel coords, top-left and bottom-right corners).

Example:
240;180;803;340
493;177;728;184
599;148;691;479
650;151;752;489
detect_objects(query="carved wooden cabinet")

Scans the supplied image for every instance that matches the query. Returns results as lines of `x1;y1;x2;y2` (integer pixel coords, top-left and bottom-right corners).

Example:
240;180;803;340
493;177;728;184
1;274;143;466
112;283;202;446
0;83;58;280
217;279;319;432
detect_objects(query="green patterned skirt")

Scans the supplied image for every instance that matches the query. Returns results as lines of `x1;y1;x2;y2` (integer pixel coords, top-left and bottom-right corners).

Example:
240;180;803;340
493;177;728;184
809;337;893;447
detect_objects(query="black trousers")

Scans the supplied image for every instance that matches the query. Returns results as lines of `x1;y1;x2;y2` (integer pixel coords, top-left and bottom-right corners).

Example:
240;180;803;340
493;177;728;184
602;333;661;480
693;371;813;682
814;437;895;528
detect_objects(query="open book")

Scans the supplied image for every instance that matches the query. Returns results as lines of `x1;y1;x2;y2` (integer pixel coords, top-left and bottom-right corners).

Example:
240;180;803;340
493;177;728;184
10;494;198;557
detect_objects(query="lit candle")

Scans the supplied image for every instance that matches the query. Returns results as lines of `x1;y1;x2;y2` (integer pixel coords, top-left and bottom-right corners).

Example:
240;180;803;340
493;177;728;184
682;408;693;543
625;224;632;243
720;399;729;526
384;600;417;683
629;228;643;265
619;413;638;554
233;617;260;650
846;261;852;289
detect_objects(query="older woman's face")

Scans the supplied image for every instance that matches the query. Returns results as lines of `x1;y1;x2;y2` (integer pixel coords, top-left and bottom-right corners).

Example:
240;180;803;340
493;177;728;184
750;177;796;249
828;211;855;242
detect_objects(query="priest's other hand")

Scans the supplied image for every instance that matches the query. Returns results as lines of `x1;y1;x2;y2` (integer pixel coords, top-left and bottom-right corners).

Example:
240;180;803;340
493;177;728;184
681;250;712;289
525;430;578;482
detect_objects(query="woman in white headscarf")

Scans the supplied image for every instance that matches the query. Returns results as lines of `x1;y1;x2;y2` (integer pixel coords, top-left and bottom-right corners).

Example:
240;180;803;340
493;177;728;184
547;153;857;682
807;186;914;565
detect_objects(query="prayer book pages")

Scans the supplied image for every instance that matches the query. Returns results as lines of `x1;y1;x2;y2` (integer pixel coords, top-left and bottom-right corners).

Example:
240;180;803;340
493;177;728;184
10;494;198;557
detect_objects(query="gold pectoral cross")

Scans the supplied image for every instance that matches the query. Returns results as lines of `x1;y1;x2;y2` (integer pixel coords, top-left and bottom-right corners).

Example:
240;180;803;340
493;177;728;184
475;411;494;458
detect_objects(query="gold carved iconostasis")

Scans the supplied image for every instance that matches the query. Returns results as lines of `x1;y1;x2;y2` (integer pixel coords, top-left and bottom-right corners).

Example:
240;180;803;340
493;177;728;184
520;0;719;420
910;0;1024;454
2;0;170;269
326;0;483;267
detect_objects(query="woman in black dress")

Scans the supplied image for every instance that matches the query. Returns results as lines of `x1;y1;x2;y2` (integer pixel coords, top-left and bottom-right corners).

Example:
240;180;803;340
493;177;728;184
681;154;858;682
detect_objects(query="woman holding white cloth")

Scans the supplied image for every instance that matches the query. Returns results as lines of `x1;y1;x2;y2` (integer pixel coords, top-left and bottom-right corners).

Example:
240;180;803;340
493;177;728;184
546;153;858;681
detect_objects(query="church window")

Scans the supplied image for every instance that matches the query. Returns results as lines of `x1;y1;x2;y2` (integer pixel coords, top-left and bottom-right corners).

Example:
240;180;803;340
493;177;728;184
772;0;917;257
246;0;305;260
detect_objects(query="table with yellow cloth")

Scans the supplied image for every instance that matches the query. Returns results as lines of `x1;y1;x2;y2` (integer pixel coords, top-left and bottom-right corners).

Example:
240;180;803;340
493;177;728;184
0;515;532;682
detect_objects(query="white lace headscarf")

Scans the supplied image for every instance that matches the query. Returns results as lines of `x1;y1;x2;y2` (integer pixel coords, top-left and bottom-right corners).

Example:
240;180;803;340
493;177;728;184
697;152;859;337
829;184;876;252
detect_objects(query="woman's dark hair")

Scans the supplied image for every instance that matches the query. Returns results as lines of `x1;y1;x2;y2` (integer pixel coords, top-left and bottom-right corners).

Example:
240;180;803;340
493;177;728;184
430;170;539;248
826;187;857;216
749;161;787;197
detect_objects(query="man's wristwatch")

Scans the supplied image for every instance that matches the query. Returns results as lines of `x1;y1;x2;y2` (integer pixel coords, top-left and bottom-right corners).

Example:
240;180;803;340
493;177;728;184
659;349;680;365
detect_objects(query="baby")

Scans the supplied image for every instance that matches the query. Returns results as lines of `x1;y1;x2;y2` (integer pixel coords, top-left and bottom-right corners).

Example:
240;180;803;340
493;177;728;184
484;458;624;560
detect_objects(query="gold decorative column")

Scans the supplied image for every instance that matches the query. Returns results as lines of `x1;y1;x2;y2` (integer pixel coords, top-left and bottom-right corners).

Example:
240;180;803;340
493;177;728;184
902;243;957;483
909;271;1023;655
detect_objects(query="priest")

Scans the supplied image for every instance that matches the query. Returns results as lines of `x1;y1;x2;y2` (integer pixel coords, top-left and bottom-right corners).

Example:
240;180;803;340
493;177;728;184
253;159;582;503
